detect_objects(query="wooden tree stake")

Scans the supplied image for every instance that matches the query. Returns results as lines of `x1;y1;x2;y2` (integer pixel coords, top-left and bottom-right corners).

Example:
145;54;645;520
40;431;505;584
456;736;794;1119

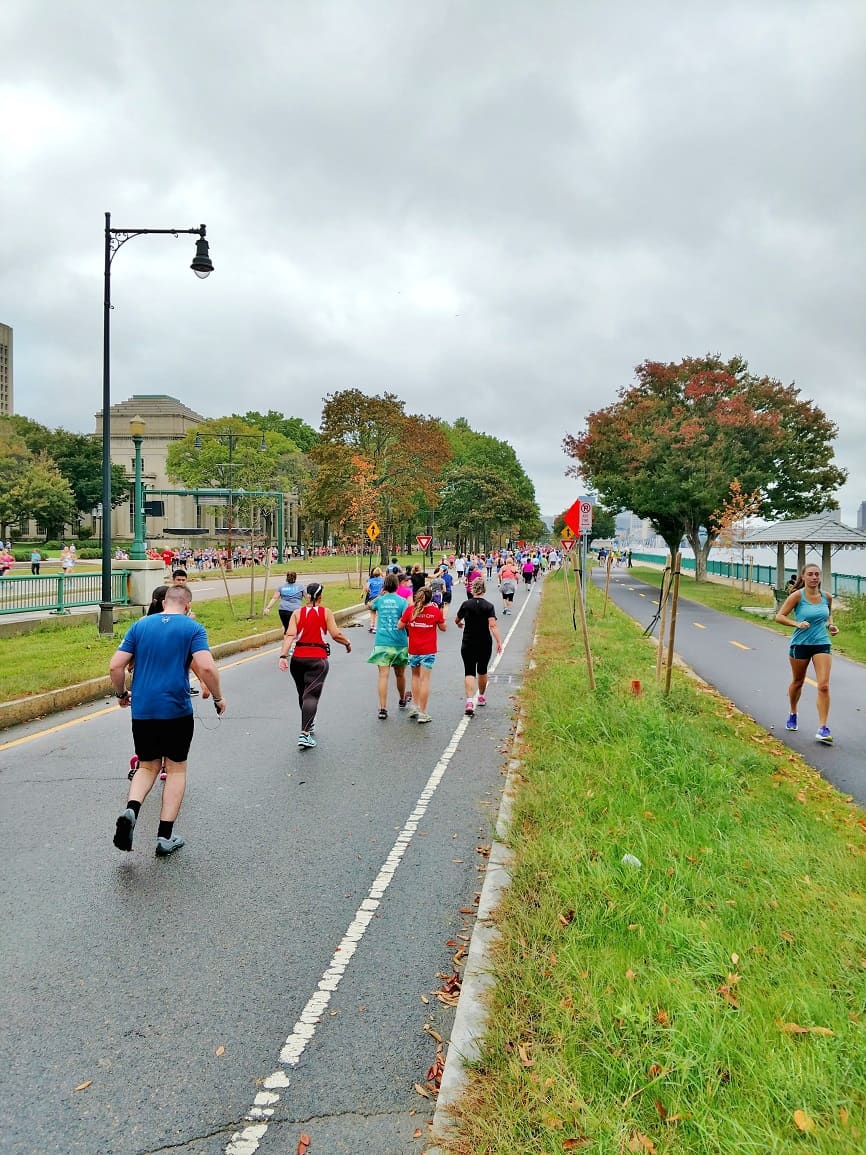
655;556;672;684
664;551;683;695
574;565;596;690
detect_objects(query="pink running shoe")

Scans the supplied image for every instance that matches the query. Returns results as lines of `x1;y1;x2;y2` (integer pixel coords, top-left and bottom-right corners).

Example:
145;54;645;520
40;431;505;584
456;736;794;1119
127;755;139;782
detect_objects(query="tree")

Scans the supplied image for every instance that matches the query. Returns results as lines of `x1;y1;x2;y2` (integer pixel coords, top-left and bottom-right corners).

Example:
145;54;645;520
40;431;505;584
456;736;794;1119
6;453;76;538
1;417;127;524
307;390;451;562
235;410;319;452
50;432;128;516
165;417;304;553
563;355;847;578
438;418;543;549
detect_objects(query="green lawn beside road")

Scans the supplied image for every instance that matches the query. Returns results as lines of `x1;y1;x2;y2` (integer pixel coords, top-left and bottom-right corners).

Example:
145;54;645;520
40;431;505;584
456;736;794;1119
442;570;866;1154
0;582;361;702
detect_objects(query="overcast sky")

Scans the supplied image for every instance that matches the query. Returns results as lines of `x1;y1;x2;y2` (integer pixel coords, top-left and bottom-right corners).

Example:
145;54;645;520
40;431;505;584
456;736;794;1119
1;0;864;521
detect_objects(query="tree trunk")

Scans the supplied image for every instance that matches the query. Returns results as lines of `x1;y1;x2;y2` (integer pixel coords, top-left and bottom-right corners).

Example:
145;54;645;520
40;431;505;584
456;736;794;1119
684;527;714;581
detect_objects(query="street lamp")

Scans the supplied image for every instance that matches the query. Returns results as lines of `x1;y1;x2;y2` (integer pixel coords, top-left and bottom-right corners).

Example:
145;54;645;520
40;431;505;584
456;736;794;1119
99;212;213;634
129;415;146;560
193;428;266;568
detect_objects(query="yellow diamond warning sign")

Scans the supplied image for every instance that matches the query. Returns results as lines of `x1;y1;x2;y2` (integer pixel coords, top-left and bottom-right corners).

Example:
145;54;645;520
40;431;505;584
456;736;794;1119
366;520;381;542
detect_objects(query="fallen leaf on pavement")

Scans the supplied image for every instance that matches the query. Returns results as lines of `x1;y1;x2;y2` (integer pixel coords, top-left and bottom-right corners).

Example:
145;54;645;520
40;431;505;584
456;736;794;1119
215;1045;226;1057
73;1080;92;1092
297;1133;311;1154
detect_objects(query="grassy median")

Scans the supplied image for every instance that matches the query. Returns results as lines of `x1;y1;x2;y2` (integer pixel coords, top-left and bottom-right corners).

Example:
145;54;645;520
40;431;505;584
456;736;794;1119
442;570;866;1154
0;583;362;702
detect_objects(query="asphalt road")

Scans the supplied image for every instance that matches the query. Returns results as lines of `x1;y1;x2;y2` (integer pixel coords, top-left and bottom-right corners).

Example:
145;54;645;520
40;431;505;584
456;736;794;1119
593;567;866;805
0;583;541;1155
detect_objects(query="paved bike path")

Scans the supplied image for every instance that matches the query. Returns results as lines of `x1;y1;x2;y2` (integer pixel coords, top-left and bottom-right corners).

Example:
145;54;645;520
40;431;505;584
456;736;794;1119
594;568;866;806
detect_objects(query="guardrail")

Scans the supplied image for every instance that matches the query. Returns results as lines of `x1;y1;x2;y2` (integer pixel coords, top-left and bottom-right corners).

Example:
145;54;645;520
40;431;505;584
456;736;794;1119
627;553;866;597
0;571;132;616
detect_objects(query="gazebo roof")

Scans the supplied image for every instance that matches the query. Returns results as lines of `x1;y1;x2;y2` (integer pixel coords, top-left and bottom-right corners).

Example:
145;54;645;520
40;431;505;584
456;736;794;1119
740;511;866;548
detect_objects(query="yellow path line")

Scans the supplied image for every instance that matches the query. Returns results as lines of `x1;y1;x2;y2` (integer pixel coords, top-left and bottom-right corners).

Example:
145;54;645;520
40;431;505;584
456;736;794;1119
0;645;279;753
729;640;750;651
693;623;706;629
805;676;818;688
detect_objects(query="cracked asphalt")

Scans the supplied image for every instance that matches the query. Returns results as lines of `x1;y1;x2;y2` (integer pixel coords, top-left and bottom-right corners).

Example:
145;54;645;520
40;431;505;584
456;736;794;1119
0;583;541;1154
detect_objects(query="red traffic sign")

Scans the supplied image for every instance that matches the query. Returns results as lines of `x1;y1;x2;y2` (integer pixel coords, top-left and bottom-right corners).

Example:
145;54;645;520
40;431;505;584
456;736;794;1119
560;538;576;552
416;534;433;552
564;498;593;535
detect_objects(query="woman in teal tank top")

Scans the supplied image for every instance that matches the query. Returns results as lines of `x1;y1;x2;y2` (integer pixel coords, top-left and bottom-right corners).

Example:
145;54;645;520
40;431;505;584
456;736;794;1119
774;563;839;744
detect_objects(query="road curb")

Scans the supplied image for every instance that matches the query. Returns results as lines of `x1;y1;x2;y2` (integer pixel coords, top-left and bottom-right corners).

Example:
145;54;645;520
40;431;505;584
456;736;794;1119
0;604;365;732
426;722;524;1154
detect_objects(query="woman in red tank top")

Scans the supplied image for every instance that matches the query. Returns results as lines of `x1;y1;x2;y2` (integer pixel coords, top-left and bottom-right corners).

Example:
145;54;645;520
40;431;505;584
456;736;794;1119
278;583;352;748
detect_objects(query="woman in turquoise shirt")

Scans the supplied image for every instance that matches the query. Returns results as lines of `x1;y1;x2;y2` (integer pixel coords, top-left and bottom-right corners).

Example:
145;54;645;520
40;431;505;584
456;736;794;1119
775;563;839;744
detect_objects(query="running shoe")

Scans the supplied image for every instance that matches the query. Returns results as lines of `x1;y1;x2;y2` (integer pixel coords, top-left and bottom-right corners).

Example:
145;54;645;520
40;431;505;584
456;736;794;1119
785;713;798;731
159;769;167;781
815;726;833;745
416;713;432;724
155;835;185;856
297;732;317;748
407;705;419;718
378;708;388;720
128;755;139;782
465;699;475;717
477;694;486;707
113;808;136;852
398;696;410;709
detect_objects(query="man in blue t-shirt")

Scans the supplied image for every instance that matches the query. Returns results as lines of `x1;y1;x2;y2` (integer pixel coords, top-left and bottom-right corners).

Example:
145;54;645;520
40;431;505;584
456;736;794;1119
108;585;226;857
366;572;410;719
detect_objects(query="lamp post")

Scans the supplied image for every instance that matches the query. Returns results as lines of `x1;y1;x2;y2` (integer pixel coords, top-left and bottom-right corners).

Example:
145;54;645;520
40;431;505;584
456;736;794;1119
129;415;146;561
193;428;267;569
99;211;213;636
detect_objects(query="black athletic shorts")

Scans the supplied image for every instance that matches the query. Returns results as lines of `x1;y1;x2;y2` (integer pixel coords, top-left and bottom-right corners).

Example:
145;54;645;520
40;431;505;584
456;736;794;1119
461;641;493;677
131;714;195;763
789;644;831;661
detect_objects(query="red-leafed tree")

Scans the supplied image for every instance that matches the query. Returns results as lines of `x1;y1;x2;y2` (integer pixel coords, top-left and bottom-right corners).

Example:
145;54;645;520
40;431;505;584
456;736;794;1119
563;355;847;579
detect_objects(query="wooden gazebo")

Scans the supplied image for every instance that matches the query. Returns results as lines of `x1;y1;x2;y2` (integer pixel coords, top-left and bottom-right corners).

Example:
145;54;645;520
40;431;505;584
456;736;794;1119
740;510;866;594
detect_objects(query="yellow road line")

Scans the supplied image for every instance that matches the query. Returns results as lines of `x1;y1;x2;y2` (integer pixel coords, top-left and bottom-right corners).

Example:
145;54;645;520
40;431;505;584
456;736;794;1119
0;646;279;753
805;676;817;688
693;623;706;629
0;706;116;751
729;640;750;651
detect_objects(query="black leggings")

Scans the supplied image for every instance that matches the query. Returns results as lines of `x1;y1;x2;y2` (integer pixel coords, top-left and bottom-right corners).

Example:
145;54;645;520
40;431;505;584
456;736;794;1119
289;657;329;732
461;641;493;677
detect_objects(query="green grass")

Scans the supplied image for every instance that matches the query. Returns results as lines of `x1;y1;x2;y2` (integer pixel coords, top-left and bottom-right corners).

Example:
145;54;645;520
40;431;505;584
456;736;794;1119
0;582;362;701
625;565;866;666
443;572;866;1154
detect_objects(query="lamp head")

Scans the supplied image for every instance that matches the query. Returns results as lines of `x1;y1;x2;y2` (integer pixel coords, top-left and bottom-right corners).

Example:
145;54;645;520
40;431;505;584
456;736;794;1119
129;415;145;439
190;227;213;279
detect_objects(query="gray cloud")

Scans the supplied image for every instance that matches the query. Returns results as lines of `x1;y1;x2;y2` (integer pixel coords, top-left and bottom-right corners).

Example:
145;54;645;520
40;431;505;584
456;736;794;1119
1;0;864;519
